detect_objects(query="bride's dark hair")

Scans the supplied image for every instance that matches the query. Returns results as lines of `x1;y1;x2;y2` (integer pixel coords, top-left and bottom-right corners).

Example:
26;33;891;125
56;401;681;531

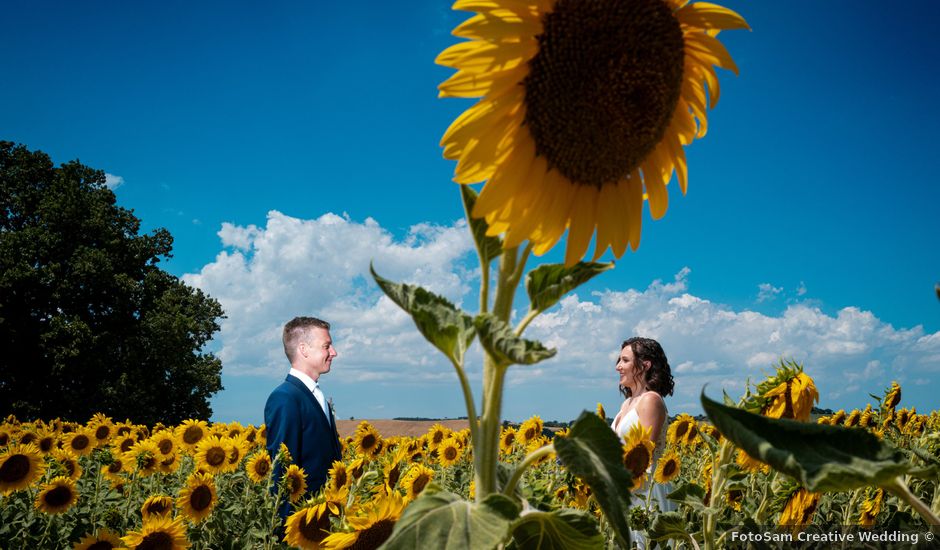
619;337;675;399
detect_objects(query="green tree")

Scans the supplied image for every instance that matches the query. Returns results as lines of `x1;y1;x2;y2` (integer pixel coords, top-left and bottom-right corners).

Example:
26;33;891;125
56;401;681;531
0;141;224;425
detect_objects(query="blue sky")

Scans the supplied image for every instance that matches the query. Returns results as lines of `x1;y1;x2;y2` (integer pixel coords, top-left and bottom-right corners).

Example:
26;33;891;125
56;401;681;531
3;1;938;425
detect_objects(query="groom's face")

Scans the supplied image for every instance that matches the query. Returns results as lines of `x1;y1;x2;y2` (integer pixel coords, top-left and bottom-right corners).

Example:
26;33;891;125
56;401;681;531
302;327;337;376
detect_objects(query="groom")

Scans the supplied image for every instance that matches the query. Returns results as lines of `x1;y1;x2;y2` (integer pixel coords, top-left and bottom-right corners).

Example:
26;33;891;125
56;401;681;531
264;316;342;521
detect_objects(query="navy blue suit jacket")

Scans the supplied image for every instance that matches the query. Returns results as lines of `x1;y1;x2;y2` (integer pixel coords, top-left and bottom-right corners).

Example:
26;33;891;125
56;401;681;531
264;375;342;517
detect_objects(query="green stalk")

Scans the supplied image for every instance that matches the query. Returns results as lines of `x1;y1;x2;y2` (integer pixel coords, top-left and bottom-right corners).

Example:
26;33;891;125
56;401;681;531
514;310;538;337
703;439;733;550
753;471;777;523
884;477;940;526
502;444;555;497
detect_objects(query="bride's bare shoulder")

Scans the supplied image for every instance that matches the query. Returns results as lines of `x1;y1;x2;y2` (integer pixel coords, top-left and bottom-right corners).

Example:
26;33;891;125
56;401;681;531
636;391;666;412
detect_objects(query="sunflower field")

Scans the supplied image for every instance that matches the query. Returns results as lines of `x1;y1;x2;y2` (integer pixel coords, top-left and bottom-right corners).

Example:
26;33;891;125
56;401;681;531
1;368;938;549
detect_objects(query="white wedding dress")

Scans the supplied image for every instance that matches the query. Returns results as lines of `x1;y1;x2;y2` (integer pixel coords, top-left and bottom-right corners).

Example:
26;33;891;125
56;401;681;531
612;404;677;549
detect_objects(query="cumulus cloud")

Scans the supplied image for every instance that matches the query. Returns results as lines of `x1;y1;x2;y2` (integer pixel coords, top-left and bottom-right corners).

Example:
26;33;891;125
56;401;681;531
183;211;476;380
104;173;124;190
186;213;940;417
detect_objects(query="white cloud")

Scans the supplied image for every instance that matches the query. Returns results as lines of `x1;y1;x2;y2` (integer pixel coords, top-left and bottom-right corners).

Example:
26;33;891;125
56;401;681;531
104;173;124;190
186;213;940;418
796;281;807;296
756;282;783;303
183;211;475;381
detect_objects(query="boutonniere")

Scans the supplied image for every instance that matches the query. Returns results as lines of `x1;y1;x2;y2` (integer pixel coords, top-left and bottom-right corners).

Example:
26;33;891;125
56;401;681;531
328;397;336;417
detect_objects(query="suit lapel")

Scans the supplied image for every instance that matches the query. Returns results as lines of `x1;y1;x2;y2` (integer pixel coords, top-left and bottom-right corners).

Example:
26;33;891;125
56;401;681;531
284;376;331;428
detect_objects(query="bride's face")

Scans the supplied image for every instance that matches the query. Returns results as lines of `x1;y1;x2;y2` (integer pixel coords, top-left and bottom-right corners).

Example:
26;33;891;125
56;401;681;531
616;346;639;389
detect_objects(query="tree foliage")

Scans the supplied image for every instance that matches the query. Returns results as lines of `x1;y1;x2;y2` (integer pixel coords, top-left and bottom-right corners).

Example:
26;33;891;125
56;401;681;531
0;141;224;425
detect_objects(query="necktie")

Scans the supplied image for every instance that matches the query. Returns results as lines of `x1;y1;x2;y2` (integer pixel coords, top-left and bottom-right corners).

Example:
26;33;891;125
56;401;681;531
313;384;331;425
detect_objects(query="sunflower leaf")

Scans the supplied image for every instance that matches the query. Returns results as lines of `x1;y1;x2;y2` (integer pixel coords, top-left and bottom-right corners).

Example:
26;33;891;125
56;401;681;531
666;482;708;512
382;484;519;550
475;313;556;367
647;511;690;543
701;391;911;492
552;411;633;549
371;264;476;367
525;262;614;314
460;185;503;265
510;508;603;550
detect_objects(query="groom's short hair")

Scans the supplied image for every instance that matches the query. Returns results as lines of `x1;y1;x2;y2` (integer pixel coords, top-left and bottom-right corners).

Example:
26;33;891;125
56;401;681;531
283;316;331;363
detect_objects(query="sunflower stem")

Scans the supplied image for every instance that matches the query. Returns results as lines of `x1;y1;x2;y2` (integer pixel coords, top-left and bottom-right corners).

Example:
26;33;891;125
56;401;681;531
884;476;940;526
503;443;554;497
448;356;480;471
703;438;733;550
514;310;538;337
753;471;776;523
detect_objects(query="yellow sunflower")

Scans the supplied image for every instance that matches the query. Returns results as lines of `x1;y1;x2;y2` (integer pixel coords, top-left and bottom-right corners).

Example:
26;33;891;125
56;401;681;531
194;436;230;475
830;409;846;425
177;472;218;523
150;429;178;458
735;448;768;474
321;493;406;550
284;503;336;550
100;451;127;484
653;450;681;484
596;403;606;421
112;433;138;455
327;460;350;493
437;437;464;467
225;434;250;471
35;427;58;455
73;529;123;550
354;422;383;459
499;427;517;454
34;475;78;514
621;423;655;490
0;427;12;447
52;449;83;481
124;439;161;477
246;450;273;483
844;409;861;428
175;419;209;452
778;487;820;535
64;428;95;457
759;365;819;422
426;423;450;451
141;495;175;520
382;460;403;494
88;414;115;446
121;515;190;550
157;452;181;475
401;464;435;501
439;0;747;264
348;457;366;481
666;413;697;447
283;464;308;503
858;487;885;527
0;443;45;494
882;381;901;411
518;416;543;445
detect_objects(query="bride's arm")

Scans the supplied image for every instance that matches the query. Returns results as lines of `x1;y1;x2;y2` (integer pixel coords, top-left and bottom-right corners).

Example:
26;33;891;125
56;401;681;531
635;392;667;443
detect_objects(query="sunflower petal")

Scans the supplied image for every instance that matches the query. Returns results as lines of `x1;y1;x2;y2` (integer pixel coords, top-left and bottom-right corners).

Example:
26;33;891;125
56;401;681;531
564;187;598;266
453;12;541;42
677;2;750;31
685;33;740;75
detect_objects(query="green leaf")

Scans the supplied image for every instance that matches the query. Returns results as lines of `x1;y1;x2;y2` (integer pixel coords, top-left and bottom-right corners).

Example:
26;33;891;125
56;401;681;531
371;264;476;366
666;483;709;512
525;262;614;314
381;484;519;550
510;508;603;550
701;391;910;492
553;411;633;549
647;511;691;543
475;313;556;368
460;185;503;265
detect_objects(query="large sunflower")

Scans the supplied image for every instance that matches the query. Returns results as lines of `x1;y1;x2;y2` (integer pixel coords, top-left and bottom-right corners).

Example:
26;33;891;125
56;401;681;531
321;493;406;550
141;495;175;520
439;0;748;264
518;415;543;445
177;472;218;523
52;449;84;481
653;449;680;484
778;487;820;535
284;503;336;550
124;439;161;477
283;464;308;503
858;487;885;527
401;464;435;501
327;460;350;493
121;516;190;550
755;362;819;422
64;428;95;457
354;423;383;460
621;423;655;490
34;476;79;514
437;437;464;467
246;450;273;483
0;443;45;494
176;419;209;453
882;381;901;411
150;429;179;458
194;436;230;475
499;427;517;454
666;413;697;447
88;413;115;446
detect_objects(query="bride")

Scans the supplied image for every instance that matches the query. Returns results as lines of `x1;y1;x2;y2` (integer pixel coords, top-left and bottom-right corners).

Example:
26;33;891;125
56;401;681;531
610;337;677;547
